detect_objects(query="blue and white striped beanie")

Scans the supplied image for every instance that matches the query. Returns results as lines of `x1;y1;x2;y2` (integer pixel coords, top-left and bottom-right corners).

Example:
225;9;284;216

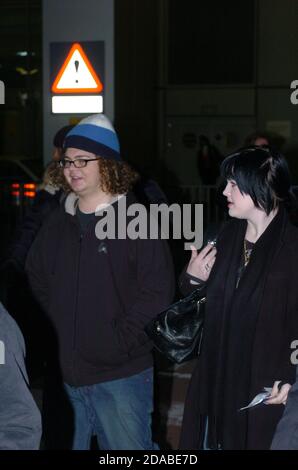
64;114;121;161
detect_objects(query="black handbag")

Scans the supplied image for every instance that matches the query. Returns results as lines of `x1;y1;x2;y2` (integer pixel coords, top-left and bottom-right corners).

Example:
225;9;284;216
144;289;206;364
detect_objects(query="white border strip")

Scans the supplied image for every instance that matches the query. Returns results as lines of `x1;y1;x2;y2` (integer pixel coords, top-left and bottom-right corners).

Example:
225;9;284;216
52;95;103;114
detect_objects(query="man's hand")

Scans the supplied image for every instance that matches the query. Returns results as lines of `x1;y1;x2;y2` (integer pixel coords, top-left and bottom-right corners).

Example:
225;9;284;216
265;380;291;406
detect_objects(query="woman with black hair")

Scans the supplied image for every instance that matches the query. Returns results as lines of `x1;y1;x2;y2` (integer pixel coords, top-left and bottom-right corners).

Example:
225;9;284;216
179;146;298;450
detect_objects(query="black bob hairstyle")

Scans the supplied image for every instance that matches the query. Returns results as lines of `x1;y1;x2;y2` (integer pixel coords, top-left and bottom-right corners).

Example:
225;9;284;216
221;146;292;215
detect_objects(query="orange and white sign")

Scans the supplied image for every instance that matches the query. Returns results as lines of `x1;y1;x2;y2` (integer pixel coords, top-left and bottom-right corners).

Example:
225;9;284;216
51;43;103;94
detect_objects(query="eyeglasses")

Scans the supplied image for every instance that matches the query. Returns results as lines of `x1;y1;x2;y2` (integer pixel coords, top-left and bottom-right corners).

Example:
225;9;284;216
59;158;100;168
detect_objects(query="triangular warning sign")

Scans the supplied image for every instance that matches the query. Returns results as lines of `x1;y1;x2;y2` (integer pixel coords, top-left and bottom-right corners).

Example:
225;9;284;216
52;43;103;94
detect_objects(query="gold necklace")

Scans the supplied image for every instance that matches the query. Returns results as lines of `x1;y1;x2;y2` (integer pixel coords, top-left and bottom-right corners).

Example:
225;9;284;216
243;239;251;267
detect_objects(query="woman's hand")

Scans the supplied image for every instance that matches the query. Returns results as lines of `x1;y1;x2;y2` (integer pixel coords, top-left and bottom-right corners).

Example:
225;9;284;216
265;380;291;406
186;244;217;282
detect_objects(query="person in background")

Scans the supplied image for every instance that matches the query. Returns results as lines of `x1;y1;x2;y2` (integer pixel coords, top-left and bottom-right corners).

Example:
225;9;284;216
0;126;73;374
197;135;223;186
52;125;74;162
0;302;41;450
179;146;298;450
2;125;73;276
244;131;271;147
0;125;73;448
26;113;175;450
132;167;169;208
244;130;286;152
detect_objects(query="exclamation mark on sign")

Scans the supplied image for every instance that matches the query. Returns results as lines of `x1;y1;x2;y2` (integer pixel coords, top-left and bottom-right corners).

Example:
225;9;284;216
74;60;79;83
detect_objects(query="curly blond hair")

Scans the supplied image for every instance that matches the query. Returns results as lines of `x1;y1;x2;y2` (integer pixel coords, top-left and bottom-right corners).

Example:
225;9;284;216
47;157;139;195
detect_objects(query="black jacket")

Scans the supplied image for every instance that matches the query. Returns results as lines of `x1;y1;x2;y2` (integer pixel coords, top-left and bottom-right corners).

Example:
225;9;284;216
26;192;175;386
180;209;298;449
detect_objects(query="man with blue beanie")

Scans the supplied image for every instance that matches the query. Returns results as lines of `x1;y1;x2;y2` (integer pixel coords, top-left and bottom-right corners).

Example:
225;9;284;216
26;114;175;450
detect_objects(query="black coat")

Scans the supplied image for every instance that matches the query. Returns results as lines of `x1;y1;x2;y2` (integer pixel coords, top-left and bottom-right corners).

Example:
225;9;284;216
26;192;175;386
180;209;298;449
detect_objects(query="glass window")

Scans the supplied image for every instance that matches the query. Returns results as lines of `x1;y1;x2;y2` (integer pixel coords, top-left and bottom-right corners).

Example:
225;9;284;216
0;0;42;158
168;0;255;85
